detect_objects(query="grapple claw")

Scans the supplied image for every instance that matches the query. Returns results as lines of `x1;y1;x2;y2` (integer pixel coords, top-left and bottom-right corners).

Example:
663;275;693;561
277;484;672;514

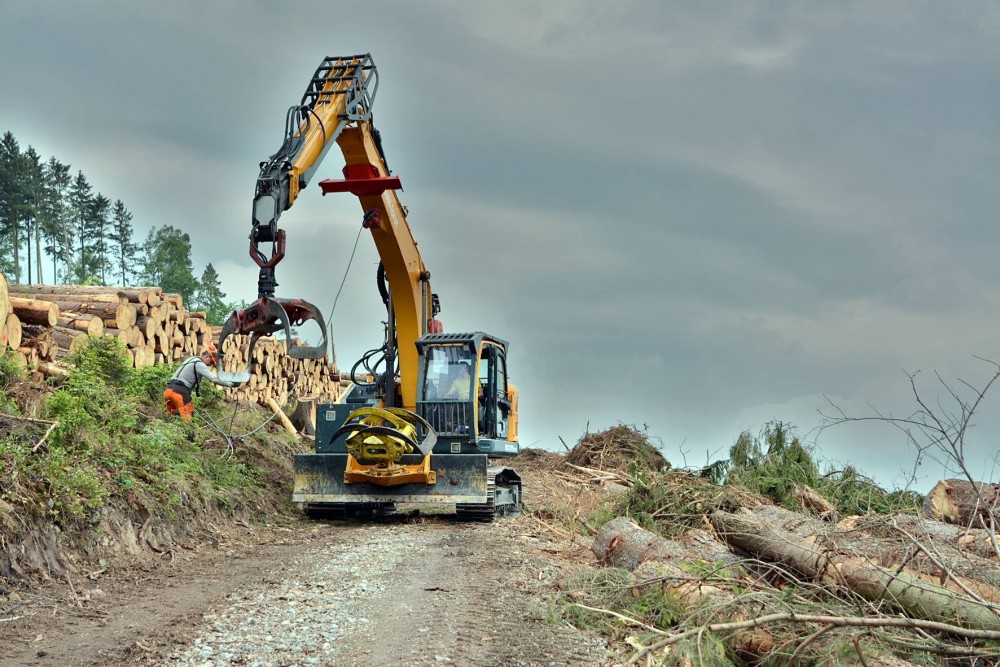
216;296;328;384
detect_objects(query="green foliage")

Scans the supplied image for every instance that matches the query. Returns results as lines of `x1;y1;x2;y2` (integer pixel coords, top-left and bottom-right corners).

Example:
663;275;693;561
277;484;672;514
108;198;139;286
818;465;923;515
611;468;764;538
555;568;683;636
0;129;148;285
194;262;230;325
128;362;175;403
140;225;199;303
721;421;923;515
724;421;820;505
0;337;278;523
0;349;24;414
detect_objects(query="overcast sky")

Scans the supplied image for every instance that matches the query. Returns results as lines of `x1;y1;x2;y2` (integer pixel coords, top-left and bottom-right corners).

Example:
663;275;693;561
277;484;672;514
2;2;999;491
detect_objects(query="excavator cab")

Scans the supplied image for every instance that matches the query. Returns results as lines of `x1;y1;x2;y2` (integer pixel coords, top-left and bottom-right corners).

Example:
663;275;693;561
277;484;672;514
416;333;518;455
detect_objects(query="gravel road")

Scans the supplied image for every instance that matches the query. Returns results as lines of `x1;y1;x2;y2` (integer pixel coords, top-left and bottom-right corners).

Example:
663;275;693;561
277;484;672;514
2;514;608;667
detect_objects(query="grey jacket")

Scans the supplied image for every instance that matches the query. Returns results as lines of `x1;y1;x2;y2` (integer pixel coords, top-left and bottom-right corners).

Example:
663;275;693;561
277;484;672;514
169;356;235;392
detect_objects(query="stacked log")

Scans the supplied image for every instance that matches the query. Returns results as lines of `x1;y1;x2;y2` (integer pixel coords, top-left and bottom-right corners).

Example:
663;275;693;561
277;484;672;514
1;277;341;415
0;281;213;377
219;333;345;407
0;273;13;349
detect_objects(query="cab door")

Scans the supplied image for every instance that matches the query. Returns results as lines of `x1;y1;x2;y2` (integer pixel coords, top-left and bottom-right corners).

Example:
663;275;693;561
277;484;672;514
477;344;510;439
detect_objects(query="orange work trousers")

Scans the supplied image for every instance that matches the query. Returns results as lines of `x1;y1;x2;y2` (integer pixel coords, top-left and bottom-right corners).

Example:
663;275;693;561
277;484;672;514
164;387;194;422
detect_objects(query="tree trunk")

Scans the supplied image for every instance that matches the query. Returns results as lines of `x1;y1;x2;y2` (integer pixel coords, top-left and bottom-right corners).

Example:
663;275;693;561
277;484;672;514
51;327;87;353
35;220;43;285
57;314;104;336
0;272;10;320
9;290;125;304
9;296;58;326
265;397;298;436
291;397;317;437
712;510;1000;631
5;313;22;349
40;301;130;329
37;361;69;378
924;479;1000;528
750;504;1000;603
839;513;1000;561
593;518;919;666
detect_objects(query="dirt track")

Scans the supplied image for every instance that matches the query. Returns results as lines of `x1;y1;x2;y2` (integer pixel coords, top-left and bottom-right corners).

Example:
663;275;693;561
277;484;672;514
0;514;607;667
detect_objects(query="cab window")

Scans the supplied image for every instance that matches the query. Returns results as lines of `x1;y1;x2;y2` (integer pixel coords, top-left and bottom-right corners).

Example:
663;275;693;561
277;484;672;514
422;346;473;401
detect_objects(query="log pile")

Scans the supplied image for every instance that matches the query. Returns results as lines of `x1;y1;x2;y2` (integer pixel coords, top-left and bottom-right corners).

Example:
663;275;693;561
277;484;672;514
0;276;344;414
218;332;346;407
0;278;211;378
583;477;1000;662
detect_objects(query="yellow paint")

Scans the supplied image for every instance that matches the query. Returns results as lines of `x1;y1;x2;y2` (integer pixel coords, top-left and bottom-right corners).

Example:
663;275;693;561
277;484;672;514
336;123;433;411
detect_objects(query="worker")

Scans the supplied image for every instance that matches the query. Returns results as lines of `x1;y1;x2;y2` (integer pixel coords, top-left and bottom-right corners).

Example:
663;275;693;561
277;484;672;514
443;361;471;401
164;344;238;436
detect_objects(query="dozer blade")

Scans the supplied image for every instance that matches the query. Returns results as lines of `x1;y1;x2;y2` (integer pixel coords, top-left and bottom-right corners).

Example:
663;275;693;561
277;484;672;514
216;296;328;384
294;453;489;505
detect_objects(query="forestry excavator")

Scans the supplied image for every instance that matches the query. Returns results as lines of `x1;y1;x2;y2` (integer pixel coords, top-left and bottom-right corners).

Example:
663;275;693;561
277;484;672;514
220;54;521;520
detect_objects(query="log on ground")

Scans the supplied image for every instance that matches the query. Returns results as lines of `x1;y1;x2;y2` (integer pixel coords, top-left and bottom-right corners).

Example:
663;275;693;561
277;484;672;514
712;510;1000;631
924;479;1000;528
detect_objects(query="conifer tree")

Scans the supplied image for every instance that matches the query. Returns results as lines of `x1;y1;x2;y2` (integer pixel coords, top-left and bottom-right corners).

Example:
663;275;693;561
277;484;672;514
86;192;111;283
108;199;138;286
22;145;44;284
69;170;92;283
42;156;72;284
0;131;26;280
195;263;230;325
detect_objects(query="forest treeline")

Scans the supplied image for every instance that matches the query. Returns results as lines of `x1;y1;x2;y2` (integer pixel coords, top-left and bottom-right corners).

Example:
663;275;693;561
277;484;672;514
0;130;237;324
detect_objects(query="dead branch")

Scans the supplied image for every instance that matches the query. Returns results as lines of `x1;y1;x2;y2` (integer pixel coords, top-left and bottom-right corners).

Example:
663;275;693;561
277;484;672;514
31;420;59;452
636;612;1000;659
567;602;667;635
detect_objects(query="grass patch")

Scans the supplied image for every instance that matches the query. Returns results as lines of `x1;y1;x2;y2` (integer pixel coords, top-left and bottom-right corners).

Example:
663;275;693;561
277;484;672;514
0;337;303;525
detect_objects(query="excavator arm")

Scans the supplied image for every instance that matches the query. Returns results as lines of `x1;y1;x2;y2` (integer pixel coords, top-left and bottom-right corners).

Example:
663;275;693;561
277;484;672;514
219;55;385;382
319;121;441;410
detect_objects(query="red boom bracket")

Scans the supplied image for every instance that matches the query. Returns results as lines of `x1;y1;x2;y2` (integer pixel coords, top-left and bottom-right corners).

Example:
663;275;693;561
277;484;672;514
319;163;402;197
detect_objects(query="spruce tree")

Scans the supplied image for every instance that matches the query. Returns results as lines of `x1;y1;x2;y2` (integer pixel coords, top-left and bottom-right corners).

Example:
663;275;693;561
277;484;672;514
195;263;229;325
69;170;92;283
0;132;26;280
108;199;138;286
42;157;72;284
22;145;44;284
86;193;111;283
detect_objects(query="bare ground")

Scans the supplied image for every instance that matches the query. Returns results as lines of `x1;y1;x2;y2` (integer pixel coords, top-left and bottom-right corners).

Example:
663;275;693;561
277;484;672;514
0;512;609;667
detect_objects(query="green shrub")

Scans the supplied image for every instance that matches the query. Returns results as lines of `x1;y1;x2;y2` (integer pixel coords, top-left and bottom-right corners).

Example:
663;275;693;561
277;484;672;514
724;421;820;504
0;337;281;522
0;349;24;414
722;421;921;515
